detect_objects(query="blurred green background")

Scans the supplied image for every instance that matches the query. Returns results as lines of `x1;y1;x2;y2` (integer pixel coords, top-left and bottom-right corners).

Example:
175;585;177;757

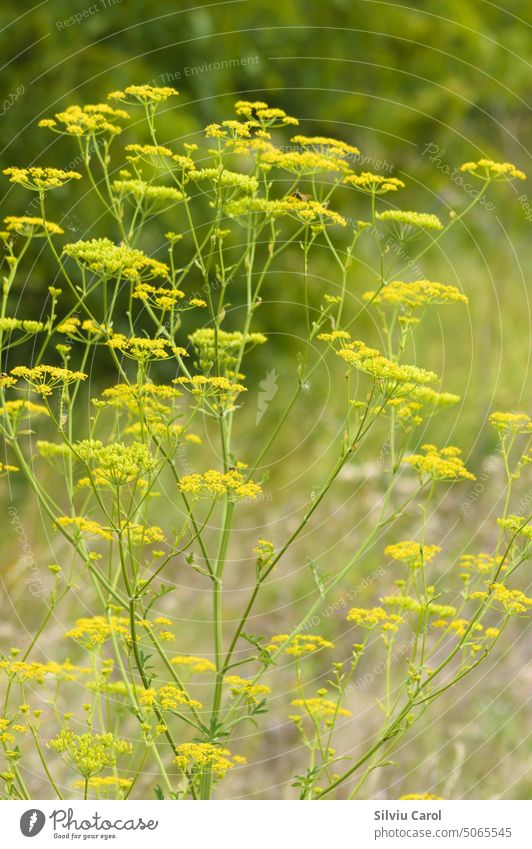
1;0;531;800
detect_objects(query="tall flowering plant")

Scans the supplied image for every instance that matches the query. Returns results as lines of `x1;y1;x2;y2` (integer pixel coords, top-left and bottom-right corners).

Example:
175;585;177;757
0;85;530;800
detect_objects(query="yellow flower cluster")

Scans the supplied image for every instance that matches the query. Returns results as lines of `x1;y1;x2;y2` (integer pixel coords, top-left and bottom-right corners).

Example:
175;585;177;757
174;742;243;777
234;100;298;127
4;215;64;236
381;595;456;619
189;327;266;372
56;516;112;540
265;634;334;656
292;134;359;157
489;411;532;434
0;717;28;744
174;375;247;399
112;179;184;206
65;616;129;648
344;172;405;193
224;675;271;703
39;103;130;137
108;85;179;105
384;541;441;569
459;159;526;181
402;444;475;481
376;210;444;230
459;553;503;574
108;334;174;361
290;695;352;721
497;515;532;540
48;730;132;778
133;283;186;310
10;365;87;396
490;583;532;615
347;606;404;632
125;142;174;159
0;317;47;334
260;146;350;175
63;237;168;281
226;195;346;226
178;469;262;501
3;166;82;191
74;439;156;487
363;280;468;309
0;659;86;682
139;685;201;711
188;167;258;194
73;775;132;793
171;655;216;673
335;340;437;390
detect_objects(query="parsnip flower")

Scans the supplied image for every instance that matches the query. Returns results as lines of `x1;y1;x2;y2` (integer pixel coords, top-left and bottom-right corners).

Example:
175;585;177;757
344;172;405;193
265;633;334;656
10;365;87;397
108;85;178;105
459;159;526;181
363;280;468;309
3;166;82;191
48;730;132;778
39;103;129;137
63;238;168;281
171;655;216;673
376;210;443;230
178;469;262;501
402;444;475;481
384;541;441;569
174;743;241;777
3;216;64;236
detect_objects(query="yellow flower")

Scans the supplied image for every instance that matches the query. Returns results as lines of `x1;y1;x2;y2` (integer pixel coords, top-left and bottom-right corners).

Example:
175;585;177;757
376;210;443;230
48;730;132;778
265;633;334;656
344;172;405;193
65;616;129;648
10;365;87;396
224;675;271;703
39;103;129;137
459;159;526;181
497;515;532;541
178;469;262;501
3;166;82;191
384;541;441;569
171;655;216;673
72;775;132;794
3;215;64;236
290;695;351;721
363;280;468;309
234;100;298;127
139;685;201;711
402;444;475;481
489;411;532;434
490;583;532;615
347;607;404;631
56;516;112;541
226;195;346;226
108;85;178;105
63;238;168;281
174;743;240;777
